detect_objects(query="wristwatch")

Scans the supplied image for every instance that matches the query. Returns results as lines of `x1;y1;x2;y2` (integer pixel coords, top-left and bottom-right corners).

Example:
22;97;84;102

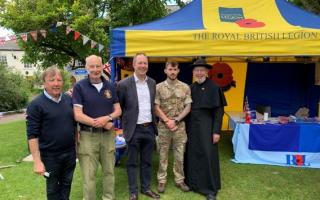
108;115;113;122
174;118;180;124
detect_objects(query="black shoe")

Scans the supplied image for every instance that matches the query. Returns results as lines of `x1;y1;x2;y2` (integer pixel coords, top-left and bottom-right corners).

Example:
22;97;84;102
207;194;216;200
141;190;160;199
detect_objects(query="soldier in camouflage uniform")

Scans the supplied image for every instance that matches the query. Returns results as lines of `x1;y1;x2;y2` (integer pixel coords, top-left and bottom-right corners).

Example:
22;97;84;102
155;61;192;193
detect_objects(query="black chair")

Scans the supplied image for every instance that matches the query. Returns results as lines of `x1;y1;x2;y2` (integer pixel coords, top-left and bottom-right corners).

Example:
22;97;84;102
255;105;271;116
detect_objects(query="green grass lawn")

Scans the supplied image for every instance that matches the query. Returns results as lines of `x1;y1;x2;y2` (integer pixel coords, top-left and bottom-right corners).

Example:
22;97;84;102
0;121;319;200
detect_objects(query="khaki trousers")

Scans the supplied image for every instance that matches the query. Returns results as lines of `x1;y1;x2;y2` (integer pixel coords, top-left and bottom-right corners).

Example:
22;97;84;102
77;130;115;200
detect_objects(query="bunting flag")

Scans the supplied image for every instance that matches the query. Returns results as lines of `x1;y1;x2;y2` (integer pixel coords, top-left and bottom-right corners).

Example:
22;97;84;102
91;40;97;49
40;30;47;38
49;23;57;33
1;26;105;56
0;37;6;45
74;31;81;40
99;44;104;53
56;22;63;27
66;26;72;35
30;31;38;41
9;35;17;41
20;33;28;42
82;35;90;45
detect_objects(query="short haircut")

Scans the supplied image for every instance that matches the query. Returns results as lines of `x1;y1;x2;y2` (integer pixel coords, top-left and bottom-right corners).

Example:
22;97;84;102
85;55;102;66
133;52;147;65
165;60;179;68
42;66;61;82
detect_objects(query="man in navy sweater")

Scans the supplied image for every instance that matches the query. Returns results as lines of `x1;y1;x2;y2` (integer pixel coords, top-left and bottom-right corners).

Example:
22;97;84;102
26;66;76;200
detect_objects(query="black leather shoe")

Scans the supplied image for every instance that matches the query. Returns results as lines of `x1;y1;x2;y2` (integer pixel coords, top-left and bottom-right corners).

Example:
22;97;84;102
141;190;160;199
207;194;216;200
129;193;138;200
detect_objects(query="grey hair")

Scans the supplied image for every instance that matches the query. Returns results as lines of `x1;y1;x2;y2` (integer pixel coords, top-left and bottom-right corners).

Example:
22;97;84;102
42;66;62;82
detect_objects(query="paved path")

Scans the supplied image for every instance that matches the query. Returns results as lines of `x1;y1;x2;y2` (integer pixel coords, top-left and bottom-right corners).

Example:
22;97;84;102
0;113;26;124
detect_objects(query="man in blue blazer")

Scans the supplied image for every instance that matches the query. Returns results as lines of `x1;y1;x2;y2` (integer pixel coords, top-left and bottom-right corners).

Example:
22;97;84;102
117;53;160;200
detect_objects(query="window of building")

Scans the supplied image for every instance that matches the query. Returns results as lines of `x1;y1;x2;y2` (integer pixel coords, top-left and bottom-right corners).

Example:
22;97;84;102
24;63;33;69
0;56;8;67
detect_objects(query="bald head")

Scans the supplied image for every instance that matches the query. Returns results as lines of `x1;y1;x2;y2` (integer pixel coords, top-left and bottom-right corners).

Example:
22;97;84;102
85;55;102;66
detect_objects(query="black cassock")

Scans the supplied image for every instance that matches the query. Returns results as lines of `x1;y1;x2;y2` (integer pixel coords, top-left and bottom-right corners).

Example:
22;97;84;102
185;78;227;196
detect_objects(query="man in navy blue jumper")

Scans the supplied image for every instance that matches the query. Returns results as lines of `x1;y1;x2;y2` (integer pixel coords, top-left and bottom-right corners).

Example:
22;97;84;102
26;66;76;200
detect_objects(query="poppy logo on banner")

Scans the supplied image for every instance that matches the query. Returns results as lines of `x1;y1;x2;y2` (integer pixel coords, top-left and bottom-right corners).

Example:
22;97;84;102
286;154;310;166
219;7;265;28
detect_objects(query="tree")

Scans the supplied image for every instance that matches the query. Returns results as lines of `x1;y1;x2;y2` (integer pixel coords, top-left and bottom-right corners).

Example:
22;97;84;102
0;0;185;69
0;63;30;111
289;0;320;15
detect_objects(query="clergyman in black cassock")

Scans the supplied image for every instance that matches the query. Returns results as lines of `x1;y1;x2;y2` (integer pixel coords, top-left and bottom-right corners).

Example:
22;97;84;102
185;58;227;200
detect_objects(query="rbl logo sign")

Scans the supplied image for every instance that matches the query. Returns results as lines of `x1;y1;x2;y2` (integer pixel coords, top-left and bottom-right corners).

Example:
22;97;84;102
286;155;310;166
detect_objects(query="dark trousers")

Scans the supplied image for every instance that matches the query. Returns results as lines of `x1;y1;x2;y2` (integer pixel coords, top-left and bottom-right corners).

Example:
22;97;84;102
127;124;155;195
41;149;76;200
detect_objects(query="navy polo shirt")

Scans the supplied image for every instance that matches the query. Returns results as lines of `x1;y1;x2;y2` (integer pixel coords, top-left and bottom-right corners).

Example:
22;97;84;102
72;76;119;118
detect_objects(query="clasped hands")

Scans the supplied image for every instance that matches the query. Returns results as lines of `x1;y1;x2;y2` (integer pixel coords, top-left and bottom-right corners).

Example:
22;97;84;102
91;116;113;130
165;119;179;132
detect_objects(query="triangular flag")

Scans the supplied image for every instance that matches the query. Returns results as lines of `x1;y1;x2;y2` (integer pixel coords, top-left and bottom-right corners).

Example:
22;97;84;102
9;35;17;41
30;31;37;41
40;30;47;38
82;36;90;45
56;22;63;27
66;26;72;35
49;23;57;33
20;33;28;42
98;44;104;53
74;31;81;40
0;37;6;45
91;40;97;49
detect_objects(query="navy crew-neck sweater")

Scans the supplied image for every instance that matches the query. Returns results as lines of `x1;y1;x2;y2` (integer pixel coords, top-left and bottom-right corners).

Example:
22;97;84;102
26;93;75;155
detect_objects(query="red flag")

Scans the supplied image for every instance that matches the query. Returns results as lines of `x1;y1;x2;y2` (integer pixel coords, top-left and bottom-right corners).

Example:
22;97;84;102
40;30;47;38
0;37;6;45
74;31;81;40
30;31;38;41
9;35;17;41
66;26;72;35
20;33;28;42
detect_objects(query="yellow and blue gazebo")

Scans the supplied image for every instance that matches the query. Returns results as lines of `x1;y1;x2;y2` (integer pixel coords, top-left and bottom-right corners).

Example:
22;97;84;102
111;0;320;57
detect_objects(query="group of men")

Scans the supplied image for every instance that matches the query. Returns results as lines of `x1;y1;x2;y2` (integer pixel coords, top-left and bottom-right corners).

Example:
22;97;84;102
26;53;226;200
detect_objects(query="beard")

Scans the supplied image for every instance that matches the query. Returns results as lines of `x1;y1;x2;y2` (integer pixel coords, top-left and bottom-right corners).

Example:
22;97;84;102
195;77;206;84
168;75;177;81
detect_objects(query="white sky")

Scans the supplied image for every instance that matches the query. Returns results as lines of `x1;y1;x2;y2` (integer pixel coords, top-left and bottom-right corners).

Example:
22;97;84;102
0;27;13;38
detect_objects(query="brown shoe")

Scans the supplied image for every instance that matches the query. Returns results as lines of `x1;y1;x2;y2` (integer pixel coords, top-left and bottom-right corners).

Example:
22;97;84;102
175;182;190;192
157;182;166;193
141;190;160;199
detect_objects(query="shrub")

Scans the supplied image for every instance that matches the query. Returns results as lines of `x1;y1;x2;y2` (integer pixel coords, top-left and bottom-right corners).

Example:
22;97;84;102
0;64;30;112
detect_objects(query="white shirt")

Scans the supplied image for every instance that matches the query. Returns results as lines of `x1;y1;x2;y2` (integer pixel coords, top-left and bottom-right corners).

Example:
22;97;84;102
134;73;152;124
44;89;62;103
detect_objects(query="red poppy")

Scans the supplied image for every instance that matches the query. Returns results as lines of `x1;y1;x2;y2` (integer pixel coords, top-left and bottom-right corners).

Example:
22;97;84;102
208;62;236;91
235;18;265;28
295;155;304;166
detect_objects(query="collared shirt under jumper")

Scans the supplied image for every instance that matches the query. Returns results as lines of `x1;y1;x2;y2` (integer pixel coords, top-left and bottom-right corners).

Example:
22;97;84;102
134;73;152;124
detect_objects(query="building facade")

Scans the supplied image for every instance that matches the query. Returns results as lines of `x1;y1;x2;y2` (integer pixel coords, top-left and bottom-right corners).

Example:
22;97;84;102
0;40;37;76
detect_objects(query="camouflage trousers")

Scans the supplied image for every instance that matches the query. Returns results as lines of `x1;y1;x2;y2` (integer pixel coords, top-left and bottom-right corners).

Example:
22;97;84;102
157;122;187;184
